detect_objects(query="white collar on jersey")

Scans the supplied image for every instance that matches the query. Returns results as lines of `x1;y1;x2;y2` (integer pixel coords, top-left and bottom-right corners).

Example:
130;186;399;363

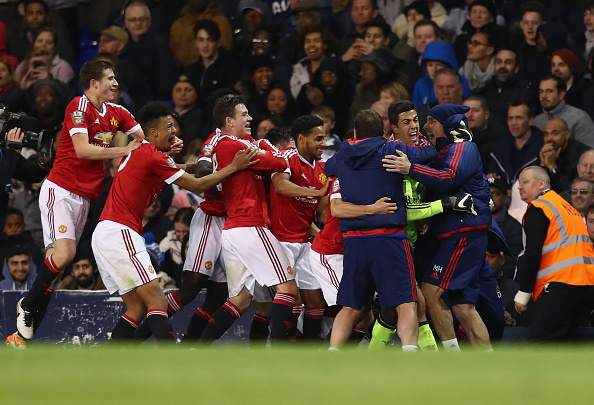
83;94;107;117
297;150;316;169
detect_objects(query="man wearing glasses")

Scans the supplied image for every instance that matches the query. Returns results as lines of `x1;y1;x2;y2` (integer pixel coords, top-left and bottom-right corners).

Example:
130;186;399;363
570;178;594;219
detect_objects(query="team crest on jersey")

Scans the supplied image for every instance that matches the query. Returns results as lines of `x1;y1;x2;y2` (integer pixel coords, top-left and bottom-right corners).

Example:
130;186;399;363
287;266;293;275
331;179;340;192
58;225;67;233
167;157;176;168
110;117;119;128
94;132;113;145
71;111;84;125
148;265;155;274
319;173;327;184
205;261;212;270
202;144;214;156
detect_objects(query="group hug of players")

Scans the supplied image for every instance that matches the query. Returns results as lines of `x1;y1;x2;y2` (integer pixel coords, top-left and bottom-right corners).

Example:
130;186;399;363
7;60;500;350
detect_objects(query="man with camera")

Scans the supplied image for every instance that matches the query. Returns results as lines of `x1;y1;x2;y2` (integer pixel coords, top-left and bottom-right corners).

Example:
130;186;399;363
6;59;146;348
0;127;51;232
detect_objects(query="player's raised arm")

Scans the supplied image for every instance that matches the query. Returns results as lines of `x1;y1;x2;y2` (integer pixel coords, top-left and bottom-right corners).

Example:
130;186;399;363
71;132;142;160
272;172;329;198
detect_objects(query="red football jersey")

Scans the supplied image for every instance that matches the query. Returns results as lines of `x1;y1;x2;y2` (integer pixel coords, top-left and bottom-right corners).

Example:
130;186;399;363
269;148;327;243
99;141;184;234
213;135;287;229
311;178;344;255
197;130;226;217
48;96;140;199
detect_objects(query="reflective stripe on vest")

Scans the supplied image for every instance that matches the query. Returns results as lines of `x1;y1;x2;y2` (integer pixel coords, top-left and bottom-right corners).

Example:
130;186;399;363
537;198;593;255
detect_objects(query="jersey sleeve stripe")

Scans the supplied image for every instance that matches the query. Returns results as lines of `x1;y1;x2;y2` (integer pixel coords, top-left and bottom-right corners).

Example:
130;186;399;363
69;128;88;136
124;124;141;136
165;169;185;184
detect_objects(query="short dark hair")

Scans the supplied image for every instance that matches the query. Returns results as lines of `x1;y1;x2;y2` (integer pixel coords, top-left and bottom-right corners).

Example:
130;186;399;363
5;207;24;221
290;115;324;142
388;100;415;126
540;74;567;93
72;249;97;269
464;94;489;112
173;207;194;226
136;102;175;133
213;94;245;129
509;99;534;118
364;16;391;39
586;202;594;217
79;60;113;91
585;0;594;12
266;127;293;149
354;109;383;138
193;19;221;41
475;24;500;54
6;246;30;261
413;19;445;40
434;67;462;87
24;0;48;14
521;0;546;20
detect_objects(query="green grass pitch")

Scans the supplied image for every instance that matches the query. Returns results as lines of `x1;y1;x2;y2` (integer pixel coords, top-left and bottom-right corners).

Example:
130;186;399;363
2;344;594;404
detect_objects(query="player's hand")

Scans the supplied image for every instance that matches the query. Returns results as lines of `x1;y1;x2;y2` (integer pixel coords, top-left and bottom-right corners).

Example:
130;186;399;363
5;127;24;149
369;196;397;215
514;301;527;314
382;150;411;174
311;178;331;197
442;192;476;215
167;136;183;156
230;147;260;171
125;139;142;153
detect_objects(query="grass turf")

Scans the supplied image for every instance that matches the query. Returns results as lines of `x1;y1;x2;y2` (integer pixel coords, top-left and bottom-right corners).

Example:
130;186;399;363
2;343;593;404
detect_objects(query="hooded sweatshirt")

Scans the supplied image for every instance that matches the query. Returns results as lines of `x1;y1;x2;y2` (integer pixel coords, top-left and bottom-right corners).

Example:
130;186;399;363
0;254;37;291
413;42;470;110
325;136;437;235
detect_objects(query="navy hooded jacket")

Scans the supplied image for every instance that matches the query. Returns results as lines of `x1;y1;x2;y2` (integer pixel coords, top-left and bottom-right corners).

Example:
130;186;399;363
325;136;437;235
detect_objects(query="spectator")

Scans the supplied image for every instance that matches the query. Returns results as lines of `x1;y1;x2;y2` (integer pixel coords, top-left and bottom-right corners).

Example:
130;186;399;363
577;149;594;181
234;0;272;56
340;0;379;66
570;177;594;219
27;79;67;133
169;0;233;69
417;67;464;134
312;105;340;158
17;49;52;92
586;203;594;242
582;1;594;61
370;99;391;138
444;0;504;42
402;19;445;88
550;49;594;121
255;112;285;140
461;24;498;91
159;207;193;286
413;41;470;110
294;56;354;137
172;75;208;143
379;81;410;104
57;250;106;290
14;27;74;85
0;246;37;291
0;57;25;112
265;126;294;150
120;1;177;103
452;0;499;66
475;48;538;126
539;118;589;193
185;19;240;109
514;1;548;84
277;0;322;70
142;195;173;245
514;166;594;342
0;22;18;71
488;100;544;187
97;26;129;56
266;82;295;124
533;75;594;148
1;207;43;269
240;54;276;120
290;25;334;98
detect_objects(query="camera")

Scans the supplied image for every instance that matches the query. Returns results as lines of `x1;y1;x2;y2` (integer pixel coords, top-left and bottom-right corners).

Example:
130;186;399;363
33;60;44;69
0;110;53;153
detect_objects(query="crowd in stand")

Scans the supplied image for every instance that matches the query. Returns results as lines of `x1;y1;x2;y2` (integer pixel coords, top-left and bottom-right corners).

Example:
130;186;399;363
2;0;594;342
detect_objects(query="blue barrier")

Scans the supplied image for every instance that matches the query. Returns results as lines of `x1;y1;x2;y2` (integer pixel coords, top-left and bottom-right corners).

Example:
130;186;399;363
0;290;255;344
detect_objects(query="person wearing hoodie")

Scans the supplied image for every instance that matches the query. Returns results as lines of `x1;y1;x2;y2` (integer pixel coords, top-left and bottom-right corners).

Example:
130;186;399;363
295;56;354;137
413;41;470;110
0;247;37;291
324;108;437;351
385;103;493;351
169;0;234;69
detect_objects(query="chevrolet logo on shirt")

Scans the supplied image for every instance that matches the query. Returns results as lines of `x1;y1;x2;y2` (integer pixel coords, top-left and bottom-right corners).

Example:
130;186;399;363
95;132;113;144
110;117;119;128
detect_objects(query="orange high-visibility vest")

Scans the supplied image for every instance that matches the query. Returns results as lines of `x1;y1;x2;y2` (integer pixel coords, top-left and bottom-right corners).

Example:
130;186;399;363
524;190;594;301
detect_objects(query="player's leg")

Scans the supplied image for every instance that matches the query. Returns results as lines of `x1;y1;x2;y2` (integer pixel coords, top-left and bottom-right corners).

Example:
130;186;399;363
250;300;272;344
451;302;491;348
368;306;398;349
113;290;147;340
329;306;364;350
415;285;438;350
135;279;176;341
200;286;252;343
396;302;418;350
421;283;457;345
185;280;228;340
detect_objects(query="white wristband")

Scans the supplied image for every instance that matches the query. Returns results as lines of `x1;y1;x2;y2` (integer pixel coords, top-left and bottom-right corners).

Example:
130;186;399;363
514;291;531;306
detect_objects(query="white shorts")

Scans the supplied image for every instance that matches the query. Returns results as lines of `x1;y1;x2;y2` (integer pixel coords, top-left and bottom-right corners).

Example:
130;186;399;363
308;249;344;306
39;180;90;249
182;208;226;283
221;227;294;299
92;220;158;295
280;241;320;290
253;282;275;303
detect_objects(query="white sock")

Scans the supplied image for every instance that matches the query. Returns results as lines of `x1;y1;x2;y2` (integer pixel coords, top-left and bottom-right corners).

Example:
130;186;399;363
402;345;418;352
328;346;340;351
442;338;461;351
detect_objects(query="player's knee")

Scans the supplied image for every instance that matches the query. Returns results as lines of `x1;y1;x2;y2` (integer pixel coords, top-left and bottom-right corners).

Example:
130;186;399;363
276;279;298;296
